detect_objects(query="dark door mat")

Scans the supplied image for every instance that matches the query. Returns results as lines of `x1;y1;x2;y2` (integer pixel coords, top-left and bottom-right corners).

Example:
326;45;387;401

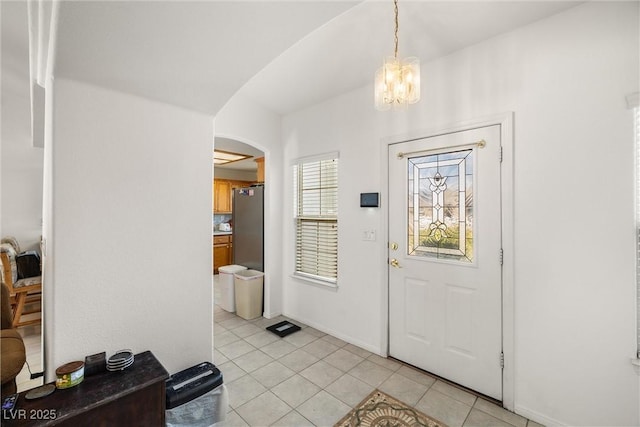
266;321;301;337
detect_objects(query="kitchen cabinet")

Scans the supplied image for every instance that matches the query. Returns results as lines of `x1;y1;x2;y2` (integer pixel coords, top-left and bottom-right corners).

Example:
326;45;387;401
213;179;252;213
213;180;232;213
213;234;232;274
255;157;265;183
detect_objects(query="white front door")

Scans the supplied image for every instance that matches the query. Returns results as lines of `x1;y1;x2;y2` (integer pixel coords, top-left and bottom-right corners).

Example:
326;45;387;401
388;125;503;400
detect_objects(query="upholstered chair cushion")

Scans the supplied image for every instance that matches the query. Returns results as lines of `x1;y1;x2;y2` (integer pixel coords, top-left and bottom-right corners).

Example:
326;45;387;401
1;282;26;397
0;237;20;254
0;243;18;285
13;277;42;289
0;329;26;396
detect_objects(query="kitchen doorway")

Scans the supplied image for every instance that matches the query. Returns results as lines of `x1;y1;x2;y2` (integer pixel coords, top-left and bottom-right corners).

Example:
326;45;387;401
213;137;264;274
212;137;267;328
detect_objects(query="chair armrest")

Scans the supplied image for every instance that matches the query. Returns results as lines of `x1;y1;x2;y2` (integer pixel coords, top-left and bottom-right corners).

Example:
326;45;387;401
0;329;26;384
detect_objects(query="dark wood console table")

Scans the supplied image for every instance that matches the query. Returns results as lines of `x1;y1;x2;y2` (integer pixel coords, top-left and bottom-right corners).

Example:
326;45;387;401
2;351;168;426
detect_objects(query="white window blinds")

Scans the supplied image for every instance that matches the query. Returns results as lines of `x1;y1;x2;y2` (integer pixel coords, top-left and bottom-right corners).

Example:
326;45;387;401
293;154;338;284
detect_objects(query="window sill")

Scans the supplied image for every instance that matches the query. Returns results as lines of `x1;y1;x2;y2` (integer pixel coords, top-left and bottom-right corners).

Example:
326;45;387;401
291;273;338;289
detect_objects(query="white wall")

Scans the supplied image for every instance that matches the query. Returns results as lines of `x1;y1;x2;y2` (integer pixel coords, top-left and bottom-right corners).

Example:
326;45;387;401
281;87;386;353
215;93;284;317
0;88;44;251
1;0;44;251
280;2;639;425
44;78;214;377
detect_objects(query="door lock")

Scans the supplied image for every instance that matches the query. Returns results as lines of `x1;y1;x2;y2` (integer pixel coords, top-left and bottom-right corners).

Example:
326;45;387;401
390;259;401;268
389;242;398;250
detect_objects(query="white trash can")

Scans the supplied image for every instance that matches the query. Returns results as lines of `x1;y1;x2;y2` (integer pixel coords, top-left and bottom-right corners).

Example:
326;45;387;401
234;270;265;320
218;265;247;312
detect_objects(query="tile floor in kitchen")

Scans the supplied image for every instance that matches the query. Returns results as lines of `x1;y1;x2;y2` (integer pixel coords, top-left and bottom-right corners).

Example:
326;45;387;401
213;275;542;427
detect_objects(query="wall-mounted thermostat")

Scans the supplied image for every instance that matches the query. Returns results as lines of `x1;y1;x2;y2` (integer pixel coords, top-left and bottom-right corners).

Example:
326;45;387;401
360;193;379;208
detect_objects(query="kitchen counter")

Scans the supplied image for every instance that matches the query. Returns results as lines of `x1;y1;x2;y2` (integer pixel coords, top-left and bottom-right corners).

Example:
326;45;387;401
213;231;232;236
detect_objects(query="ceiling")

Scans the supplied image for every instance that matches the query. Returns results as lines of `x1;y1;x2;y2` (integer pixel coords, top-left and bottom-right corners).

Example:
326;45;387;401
238;1;582;115
54;1;360;115
4;1;583;158
215;137;264;171
52;1;582;118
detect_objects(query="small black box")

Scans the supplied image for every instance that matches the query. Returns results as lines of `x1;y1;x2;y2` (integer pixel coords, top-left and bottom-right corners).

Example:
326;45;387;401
84;352;106;376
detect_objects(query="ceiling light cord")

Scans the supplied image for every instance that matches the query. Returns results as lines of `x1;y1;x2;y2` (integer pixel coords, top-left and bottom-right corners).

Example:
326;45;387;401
393;0;399;59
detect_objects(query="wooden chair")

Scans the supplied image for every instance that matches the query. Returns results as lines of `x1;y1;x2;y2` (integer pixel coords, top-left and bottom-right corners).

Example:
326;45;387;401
0;242;41;328
1;281;27;397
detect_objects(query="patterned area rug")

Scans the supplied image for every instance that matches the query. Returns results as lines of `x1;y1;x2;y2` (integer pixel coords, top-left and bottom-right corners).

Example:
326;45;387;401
335;389;447;427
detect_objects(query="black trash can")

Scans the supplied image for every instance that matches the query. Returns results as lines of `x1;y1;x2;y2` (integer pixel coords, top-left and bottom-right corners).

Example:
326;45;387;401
165;362;228;427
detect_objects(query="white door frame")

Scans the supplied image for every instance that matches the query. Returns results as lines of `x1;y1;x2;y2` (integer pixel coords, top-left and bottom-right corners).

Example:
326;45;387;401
378;112;515;410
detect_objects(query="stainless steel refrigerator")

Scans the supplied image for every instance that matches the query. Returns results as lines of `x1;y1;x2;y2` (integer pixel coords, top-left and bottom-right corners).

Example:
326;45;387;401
232;185;264;271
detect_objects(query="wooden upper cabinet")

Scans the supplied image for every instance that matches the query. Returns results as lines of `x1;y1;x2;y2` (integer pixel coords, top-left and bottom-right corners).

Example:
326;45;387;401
213;179;253;213
255;157;265;183
213;180;232;213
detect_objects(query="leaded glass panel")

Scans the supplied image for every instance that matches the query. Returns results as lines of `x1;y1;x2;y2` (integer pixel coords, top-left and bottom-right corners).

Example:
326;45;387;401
407;149;474;262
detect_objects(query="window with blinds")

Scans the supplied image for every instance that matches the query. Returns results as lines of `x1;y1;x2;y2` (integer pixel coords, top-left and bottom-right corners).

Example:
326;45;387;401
293;153;338;284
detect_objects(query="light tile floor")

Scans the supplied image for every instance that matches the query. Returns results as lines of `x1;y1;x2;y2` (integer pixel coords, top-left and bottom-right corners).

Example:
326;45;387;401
213;276;543;427
16;281;544;427
16;324;44;393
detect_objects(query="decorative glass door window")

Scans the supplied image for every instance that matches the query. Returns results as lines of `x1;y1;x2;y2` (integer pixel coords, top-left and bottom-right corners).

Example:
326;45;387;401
407;149;474;262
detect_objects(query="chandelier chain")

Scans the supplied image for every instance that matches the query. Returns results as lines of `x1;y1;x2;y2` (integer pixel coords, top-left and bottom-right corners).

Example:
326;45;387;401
393;0;399;59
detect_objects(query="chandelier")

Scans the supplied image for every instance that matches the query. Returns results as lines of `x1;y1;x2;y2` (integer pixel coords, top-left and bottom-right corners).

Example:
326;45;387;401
374;0;420;111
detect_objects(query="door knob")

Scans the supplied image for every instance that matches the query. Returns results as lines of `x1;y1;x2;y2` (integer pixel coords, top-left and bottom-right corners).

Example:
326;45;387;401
390;259;401;268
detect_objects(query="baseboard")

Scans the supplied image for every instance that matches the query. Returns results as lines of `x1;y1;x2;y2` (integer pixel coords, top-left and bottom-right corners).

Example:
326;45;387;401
282;312;383;356
262;311;282;319
514;404;567;426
